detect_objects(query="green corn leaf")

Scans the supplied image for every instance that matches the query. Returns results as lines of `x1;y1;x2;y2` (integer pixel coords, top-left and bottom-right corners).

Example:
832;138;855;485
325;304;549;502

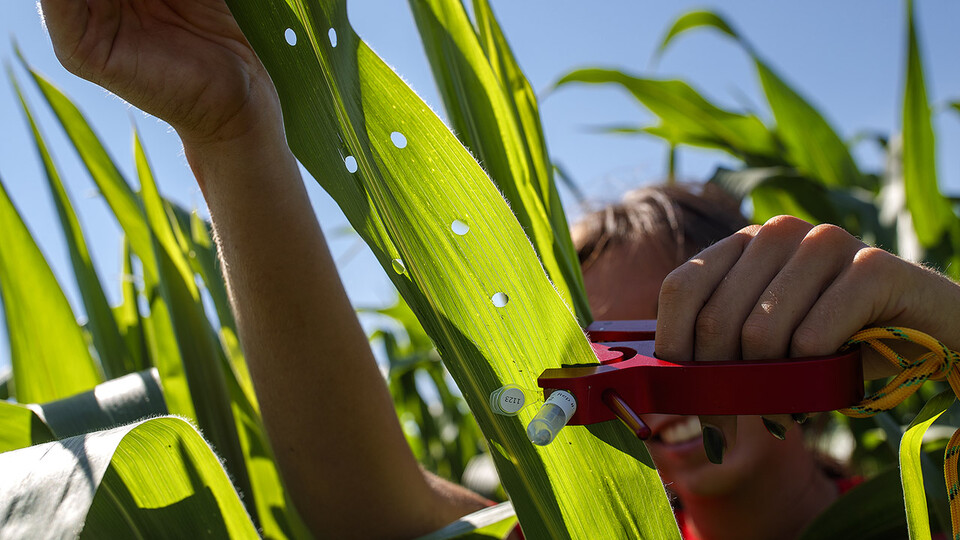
471;0;587;319
32;368;167;440
416;501;517;540
902;0;953;247
0;368;10;400
20;60;200;422
754;61;862;188
115;239;150;373
409;0;589;323
899;390;955;539
9;69;130;380
653;10;740;62
0;401;55;453
0;417;258;539
224;0;678;537
0;174;102;403
655;10;862;188
19;59;158;283
798;467;907;540
555;69;780;164
133;133;254;525
949;102;960;116
708;167;842;225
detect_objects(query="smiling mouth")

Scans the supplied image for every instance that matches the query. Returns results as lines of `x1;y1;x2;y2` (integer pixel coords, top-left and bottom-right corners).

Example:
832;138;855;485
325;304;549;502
653;416;702;445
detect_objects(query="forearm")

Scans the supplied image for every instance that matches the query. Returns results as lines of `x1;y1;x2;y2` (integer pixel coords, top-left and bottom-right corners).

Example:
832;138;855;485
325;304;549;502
184;130;484;537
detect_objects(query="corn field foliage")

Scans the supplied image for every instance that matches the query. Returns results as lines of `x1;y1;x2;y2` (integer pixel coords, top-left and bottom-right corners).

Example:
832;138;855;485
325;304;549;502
0;0;958;539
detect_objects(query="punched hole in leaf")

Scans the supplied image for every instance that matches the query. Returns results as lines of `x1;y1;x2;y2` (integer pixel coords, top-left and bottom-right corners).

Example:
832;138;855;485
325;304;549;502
491;292;509;308
451;220;469;235
390;132;407;148
344;155;358;173
328;28;338;47
284;28;297;46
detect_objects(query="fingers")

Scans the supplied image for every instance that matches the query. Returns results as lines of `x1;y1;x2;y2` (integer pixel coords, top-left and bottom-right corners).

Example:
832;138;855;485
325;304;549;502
739;224;866;361
656;225;760;362
692;216;814;362
791;247;907;378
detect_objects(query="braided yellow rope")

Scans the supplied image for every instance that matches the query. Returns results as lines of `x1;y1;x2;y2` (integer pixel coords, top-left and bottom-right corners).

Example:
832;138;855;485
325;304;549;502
838;327;960;539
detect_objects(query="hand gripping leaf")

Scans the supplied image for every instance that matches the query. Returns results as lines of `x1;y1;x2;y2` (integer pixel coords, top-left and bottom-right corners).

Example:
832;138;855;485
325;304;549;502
223;0;678;537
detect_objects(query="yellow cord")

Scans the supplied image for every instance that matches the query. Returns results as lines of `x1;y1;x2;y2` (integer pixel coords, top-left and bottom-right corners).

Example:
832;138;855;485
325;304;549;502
838;327;960;539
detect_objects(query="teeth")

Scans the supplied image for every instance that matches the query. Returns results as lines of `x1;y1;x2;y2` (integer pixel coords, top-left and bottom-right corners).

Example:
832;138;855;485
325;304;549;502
659;417;702;445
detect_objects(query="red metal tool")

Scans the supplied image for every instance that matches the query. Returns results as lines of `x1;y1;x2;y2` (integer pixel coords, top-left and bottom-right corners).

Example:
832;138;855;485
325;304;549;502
535;320;864;440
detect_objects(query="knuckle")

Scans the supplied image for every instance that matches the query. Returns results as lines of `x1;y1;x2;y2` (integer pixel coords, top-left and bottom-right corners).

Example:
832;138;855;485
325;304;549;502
658;268;692;302
790;325;823;357
802;223;864;251
740;316;774;353
851;247;891;277
762;215;812;232
695;305;728;341
754;215;814;244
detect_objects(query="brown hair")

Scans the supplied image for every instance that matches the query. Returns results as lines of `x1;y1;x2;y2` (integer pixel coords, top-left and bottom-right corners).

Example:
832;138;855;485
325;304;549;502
572;183;750;271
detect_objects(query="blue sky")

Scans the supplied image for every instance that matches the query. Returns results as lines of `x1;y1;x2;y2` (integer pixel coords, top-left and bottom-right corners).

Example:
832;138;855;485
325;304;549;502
1;1;959;374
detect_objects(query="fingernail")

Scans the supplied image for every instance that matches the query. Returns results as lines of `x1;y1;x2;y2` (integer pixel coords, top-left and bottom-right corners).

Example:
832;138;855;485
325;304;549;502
791;413;808;425
762;418;787;441
702;425;726;464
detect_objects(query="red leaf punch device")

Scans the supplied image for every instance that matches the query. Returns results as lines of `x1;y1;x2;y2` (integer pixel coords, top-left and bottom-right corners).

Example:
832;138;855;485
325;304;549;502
527;320;864;445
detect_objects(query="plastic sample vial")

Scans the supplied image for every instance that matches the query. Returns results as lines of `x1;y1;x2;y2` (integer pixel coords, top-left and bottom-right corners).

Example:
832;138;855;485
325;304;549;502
527;390;577;446
489;384;527;416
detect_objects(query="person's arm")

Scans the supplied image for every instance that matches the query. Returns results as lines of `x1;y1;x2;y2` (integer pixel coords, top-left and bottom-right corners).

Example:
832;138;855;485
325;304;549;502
655;215;960;454
38;0;487;536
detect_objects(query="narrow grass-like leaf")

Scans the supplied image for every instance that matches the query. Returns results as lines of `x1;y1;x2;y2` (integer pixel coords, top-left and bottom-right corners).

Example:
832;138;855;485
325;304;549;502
708;167;841;225
409;0;590;322
653;10;739;62
0;174;102;403
471;0;588;320
115;240;150;373
551;162;587;206
133;133;254;523
21;62;200;421
225;1;679;537
901;0;953;246
556;70;779;163
899;390;954;539
9;70;130;380
0;417;258;539
655;10;862;188
20;59;158;282
0;401;55;453
0;368;10;400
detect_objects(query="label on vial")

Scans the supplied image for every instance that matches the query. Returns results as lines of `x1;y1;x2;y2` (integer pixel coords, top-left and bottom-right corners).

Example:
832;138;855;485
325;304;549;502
544;390;577;421
496;386;526;415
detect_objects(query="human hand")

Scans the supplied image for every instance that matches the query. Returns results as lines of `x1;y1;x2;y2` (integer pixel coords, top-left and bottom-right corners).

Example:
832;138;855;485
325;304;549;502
39;0;281;150
654;215;960;462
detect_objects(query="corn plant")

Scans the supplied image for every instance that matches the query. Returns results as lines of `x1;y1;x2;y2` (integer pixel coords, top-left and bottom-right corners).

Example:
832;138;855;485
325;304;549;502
556;3;960;538
0;0;684;538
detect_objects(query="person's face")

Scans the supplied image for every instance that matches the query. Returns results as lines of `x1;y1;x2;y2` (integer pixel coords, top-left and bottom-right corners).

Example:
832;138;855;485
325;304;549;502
582;242;788;498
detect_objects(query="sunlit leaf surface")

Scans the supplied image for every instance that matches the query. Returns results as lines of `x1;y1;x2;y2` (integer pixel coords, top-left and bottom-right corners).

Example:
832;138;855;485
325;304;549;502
0;417;258;539
224;0;678;537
